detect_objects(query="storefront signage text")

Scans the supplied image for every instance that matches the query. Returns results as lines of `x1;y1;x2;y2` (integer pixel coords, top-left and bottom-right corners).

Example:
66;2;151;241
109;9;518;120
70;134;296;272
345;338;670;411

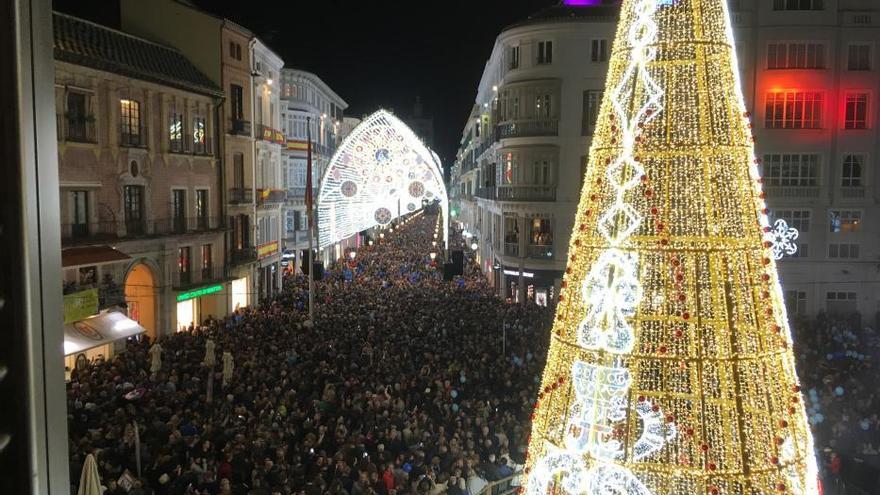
176;284;223;302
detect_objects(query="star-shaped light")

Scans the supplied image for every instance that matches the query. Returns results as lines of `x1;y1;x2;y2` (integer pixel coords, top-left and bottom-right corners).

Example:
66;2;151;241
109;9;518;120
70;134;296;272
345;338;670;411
768;219;799;260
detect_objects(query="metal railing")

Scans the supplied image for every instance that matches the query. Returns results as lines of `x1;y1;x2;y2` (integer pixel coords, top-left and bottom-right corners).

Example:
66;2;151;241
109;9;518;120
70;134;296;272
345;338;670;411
527;244;554;259
477;472;521;495
257;188;286;205
62;282;125;309
504;242;520;257
475;187;497;200
495;118;558;139
763;185;820;199
229;247;257;266
172;265;227;289
839;186;866;199
230;119;251;136
228;187;254;204
497;185;556;202
119;124;146;147
60;216;223;244
58;115;97;143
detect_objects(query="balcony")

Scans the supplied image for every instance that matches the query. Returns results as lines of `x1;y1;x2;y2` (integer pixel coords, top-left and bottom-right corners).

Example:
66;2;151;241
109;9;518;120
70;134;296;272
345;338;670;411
119;127;146;147
230;119;251;136
257;188;287;205
285;187;318;201
173;265;227;289
504;242;520;257
475;187;497;200
58;115;97;143
62;281;125;310
60;217;224;245
764;186;820;200
527;245;554;260
229;247;257;266
497;185;556;202
495;119;558;140
228;187;253;204
257;124;286;145
839;186;866;199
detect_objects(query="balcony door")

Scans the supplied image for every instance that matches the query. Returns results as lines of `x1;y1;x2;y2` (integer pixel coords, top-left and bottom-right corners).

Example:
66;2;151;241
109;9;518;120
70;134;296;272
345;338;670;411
124;185;144;234
172;189;186;233
70;190;88;237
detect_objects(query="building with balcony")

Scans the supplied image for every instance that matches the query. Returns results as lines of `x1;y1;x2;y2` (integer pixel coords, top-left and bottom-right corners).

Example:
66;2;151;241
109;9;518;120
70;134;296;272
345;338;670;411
280;69;348;272
451;1;619;305
732;0;880;317
53;12;228;341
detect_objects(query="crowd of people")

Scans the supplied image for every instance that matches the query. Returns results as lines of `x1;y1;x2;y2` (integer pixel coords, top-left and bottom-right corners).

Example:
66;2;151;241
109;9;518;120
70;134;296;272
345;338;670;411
66;209;880;494
792;313;880;491
66;212;553;495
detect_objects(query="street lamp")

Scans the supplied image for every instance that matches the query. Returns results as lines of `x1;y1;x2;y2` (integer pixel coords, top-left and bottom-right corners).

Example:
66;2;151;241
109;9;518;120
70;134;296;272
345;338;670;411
471;242;478;251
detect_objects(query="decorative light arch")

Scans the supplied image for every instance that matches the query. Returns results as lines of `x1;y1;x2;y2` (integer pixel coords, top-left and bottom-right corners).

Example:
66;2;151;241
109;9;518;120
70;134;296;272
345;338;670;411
317;109;449;248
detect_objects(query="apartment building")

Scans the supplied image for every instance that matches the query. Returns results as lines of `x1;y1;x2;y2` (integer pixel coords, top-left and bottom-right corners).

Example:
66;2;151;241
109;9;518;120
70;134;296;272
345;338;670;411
54;12;226;349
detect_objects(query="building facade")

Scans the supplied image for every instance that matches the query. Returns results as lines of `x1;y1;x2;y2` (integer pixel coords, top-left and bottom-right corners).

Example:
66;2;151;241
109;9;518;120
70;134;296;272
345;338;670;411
452;2;619;305
54;12;227;342
733;0;880;318
279;69;348;272
121;0;288;307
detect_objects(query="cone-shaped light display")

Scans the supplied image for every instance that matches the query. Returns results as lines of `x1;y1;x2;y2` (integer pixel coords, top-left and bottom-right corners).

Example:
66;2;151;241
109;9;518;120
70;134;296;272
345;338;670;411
522;0;818;493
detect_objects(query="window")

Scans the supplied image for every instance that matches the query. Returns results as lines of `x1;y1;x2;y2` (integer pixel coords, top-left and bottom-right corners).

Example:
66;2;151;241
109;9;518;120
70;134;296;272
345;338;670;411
172;189;187;233
235;43;242;61
826;291;857;314
844;93;869;129
765;92;823;129
124;185;144;234
201;244;213;279
193;116;207;153
530;218;553;246
785;290;807;316
231;84;244;121
828;243;859;258
233;153;245;189
829;210;861;233
767;43;825;69
196;190;208;230
773;0;823;10
229;41;235;58
841;154;864;187
509;45;520;69
66;92;91;141
532;160;551;185
503;153;518;184
762;154;819;186
536;94;552;118
178;247;191;285
848;44;871;71
537;41;553;65
71;190;89;238
169;111;183;152
120;99;142;146
582;90;603;135
772;210;811;232
591;39;609;62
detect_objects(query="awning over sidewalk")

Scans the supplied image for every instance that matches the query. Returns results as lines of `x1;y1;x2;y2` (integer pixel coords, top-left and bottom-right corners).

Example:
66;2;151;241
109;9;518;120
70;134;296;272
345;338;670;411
62;245;131;268
64;311;145;356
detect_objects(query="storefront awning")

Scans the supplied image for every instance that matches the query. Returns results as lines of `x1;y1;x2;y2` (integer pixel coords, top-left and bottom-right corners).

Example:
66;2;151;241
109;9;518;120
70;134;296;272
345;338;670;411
62;245;131;268
63;311;145;356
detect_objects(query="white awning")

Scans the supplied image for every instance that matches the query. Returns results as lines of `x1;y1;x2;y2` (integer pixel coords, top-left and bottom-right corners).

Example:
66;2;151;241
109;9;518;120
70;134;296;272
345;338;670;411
64;311;145;356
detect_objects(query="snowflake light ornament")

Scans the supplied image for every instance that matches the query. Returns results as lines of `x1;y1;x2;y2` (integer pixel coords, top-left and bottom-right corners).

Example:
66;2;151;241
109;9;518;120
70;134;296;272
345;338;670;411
767;219;799;260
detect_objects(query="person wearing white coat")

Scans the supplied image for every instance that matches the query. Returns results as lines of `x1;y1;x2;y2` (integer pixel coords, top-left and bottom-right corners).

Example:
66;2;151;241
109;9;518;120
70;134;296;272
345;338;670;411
222;351;234;386
149;343;162;374
203;338;216;367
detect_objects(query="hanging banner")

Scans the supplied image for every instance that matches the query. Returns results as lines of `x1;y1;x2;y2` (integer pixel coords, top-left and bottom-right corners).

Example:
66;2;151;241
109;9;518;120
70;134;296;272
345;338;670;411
63;288;99;324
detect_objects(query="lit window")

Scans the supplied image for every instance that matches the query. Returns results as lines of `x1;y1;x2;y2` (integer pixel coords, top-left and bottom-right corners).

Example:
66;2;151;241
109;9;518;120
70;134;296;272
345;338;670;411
169;111;183;152
829;210;861;233
765;91;823;129
120;99;142;146
193;117;207;154
844;93;869;129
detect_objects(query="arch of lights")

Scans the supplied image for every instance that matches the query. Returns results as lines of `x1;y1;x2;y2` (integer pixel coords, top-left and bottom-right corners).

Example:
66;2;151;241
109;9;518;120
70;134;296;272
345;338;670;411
317;109;449;249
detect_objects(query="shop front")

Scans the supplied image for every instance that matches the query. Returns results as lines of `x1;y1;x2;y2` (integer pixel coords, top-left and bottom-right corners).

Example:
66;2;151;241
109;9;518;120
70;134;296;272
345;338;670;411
500;265;561;306
175;283;223;331
257;240;280;300
231;277;249;311
64;308;146;381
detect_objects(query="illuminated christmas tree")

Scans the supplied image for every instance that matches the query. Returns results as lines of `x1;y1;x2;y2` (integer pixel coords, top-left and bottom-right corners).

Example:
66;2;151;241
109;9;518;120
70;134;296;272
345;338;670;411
523;1;818;494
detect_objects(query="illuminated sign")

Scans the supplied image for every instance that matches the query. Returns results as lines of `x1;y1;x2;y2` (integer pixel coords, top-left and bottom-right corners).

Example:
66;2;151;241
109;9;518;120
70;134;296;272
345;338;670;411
176;284;223;302
503;269;535;278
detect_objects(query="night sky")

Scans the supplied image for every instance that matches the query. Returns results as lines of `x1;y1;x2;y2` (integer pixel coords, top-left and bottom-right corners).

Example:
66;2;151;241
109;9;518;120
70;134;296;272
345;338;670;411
52;0;560;168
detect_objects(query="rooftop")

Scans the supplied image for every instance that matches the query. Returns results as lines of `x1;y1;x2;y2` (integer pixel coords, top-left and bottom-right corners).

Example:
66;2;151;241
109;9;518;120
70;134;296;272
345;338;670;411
504;0;620;31
53;11;223;97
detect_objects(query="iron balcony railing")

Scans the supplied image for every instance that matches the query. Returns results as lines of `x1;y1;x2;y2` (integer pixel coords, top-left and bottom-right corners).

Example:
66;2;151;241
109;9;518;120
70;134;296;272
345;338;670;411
257;188;287;205
475;187;497;200
62;282;125;310
495;118;558;139
763;186;820;199
504;242;520;257
229;247;257;266
57;115;97;143
60;216;224;245
527;244;554;260
839;186;866;199
228;187;254;204
496;185;556;202
172;265;227;289
230;119;251;136
119;124;147;147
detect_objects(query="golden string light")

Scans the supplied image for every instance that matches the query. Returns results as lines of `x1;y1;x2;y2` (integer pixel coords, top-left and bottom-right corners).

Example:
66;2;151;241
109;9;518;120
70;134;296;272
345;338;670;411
522;0;818;494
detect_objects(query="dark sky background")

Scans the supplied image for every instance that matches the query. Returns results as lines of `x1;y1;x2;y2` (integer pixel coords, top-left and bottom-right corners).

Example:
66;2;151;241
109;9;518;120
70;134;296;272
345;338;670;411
52;0;560;168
